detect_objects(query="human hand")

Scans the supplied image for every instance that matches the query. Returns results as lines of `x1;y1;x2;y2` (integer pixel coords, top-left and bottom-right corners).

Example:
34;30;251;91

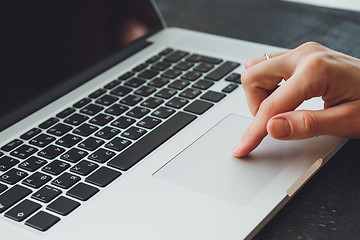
232;42;360;157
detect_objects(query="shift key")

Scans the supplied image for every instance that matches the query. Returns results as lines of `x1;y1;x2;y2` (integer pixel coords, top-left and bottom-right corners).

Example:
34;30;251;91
0;185;32;213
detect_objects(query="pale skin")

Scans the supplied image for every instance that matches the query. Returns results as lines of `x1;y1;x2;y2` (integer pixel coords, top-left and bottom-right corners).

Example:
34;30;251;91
232;42;360;157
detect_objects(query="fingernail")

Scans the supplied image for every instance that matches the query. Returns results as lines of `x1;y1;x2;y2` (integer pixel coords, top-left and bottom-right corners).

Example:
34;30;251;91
270;118;291;138
232;141;243;157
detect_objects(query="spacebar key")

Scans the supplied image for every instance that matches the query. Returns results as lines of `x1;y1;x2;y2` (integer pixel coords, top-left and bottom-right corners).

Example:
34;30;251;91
108;112;197;171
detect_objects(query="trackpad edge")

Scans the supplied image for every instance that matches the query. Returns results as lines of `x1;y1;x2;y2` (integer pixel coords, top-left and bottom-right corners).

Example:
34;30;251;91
154;114;315;206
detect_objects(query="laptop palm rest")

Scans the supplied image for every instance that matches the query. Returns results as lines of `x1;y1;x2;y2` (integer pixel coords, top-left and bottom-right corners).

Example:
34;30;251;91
154;114;315;206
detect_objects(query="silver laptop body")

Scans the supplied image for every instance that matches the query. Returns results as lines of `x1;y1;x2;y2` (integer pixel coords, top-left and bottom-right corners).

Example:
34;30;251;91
0;0;346;239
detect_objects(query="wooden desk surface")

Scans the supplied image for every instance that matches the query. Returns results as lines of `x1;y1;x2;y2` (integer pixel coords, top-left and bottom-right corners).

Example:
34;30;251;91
155;0;360;239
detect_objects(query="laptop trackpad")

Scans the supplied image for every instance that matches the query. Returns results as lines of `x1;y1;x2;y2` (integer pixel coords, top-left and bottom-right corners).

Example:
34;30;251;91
154;114;315;206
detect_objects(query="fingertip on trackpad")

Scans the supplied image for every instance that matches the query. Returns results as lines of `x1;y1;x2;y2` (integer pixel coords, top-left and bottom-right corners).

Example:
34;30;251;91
154;114;315;206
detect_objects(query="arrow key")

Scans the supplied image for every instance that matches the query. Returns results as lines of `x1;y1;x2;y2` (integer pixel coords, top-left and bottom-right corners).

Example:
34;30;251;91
5;199;41;222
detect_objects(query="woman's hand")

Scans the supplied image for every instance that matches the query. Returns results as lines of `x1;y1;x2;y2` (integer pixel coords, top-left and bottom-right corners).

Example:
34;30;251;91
232;42;360;157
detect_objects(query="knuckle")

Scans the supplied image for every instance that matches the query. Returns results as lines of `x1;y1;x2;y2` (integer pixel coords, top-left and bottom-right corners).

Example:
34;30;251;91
302;112;319;135
240;69;252;86
258;98;273;116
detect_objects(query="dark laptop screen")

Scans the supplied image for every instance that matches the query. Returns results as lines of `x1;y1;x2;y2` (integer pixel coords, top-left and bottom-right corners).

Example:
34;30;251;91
0;0;162;123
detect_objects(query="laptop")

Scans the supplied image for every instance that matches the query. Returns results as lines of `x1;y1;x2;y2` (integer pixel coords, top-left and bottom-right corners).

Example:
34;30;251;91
0;0;347;239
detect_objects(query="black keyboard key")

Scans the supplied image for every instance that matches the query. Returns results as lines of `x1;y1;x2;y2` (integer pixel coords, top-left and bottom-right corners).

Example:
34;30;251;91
126;106;150;119
132;63;148;72
80;104;104;116
95;126;121;140
18;156;47;172
20;128;41;140
146;54;161;63
32;185;62;203
0;156;19;172
121;127;147;140
152;107;176;119
78;137;104;151
73;124;99;137
56;107;76;118
225;73;241;83
151;61;171;71
64;113;89;126
105;137;132;151
162;68;182;78
179;88;202;99
155;88;177;99
5;199;41;222
86;166;121;187
38;145;65;160
89;88;106;99
0;185;32;213
111;116;136;129
141;97;164;109
105;104;129;116
174;61;194;70
193;79;214;90
168;80;190;90
201;90;226;102
104;79;121;90
125;77;146;88
120;95;143;106
137;117;162;129
164;50;188;63
70;160;98;176
108;112;196;171
42;160;70;175
89;113;114;126
51;173;81;189
134;86;156;97
47;123;73;136
11;145;38;159
222;83;239;93
118;71;134;80
110;85;132;97
29;134;56;147
148;77;169;88
47;196;80;216
166;97;189;109
186;54;222;64
184;100;214;115
56;134;83;148
60;148;88;163
0;183;8;194
25;211;60;231
194;63;214;72
73;98;91;108
22;172;52;188
95;94;118;106
1;139;23;152
88;148;116;163
0;168;28;185
159;48;173;56
205;61;240;81
138;69;158;79
181;71;202;81
67;183;99;201
39;117;59;129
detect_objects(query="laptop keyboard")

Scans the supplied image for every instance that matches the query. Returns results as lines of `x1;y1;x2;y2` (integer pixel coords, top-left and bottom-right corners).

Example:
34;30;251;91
0;48;241;232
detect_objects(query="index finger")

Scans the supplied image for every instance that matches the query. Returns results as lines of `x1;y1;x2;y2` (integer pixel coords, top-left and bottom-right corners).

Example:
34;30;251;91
233;75;310;157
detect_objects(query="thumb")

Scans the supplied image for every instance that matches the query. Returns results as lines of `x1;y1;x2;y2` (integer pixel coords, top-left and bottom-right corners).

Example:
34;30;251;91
267;101;360;140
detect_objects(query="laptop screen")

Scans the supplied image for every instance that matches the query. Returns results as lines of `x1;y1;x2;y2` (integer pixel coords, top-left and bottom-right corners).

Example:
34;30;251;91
0;0;162;125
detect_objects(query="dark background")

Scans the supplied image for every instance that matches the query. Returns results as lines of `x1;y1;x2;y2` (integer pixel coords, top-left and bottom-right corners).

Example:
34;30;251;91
155;0;360;239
